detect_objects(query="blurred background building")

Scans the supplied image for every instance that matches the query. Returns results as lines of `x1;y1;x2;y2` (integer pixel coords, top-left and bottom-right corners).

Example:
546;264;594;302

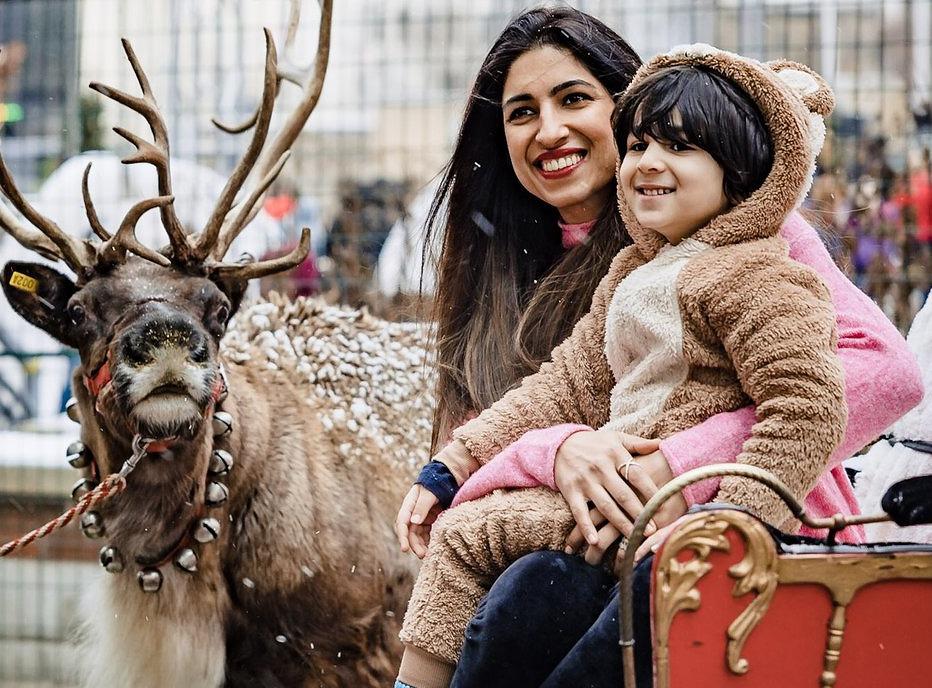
0;1;929;684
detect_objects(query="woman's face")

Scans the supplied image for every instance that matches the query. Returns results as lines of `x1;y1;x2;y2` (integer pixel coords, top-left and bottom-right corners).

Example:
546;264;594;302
502;46;617;224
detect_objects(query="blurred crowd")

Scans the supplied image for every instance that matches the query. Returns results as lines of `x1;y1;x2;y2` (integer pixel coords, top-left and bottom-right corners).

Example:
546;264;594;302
263;143;932;333
258;178;425;319
808;142;931;332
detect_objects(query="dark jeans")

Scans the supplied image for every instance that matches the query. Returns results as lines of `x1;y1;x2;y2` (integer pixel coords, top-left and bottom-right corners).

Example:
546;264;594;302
450;550;654;688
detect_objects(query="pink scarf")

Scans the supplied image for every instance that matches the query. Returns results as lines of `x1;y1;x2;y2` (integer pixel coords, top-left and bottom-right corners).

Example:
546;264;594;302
559;219;596;249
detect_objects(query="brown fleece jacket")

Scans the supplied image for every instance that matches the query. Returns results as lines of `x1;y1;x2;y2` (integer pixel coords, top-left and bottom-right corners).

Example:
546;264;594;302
401;47;847;664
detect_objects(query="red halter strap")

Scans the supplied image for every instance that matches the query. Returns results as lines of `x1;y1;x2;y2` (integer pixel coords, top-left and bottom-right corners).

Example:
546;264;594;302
84;357;113;397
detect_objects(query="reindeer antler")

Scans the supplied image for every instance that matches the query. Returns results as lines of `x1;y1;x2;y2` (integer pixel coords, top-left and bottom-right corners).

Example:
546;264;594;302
192;28;280;261
0;154;97;278
0;0;332;286
89;40;193;265
97;195;174;269
197;0;332;280
0;147;177;280
210;0;311;135
81;163;111;241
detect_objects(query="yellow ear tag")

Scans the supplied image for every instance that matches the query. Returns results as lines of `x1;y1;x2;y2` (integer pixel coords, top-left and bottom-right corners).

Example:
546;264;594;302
9;271;39;294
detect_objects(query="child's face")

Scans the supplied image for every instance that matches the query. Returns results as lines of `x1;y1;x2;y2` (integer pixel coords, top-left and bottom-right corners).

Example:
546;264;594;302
618;129;731;245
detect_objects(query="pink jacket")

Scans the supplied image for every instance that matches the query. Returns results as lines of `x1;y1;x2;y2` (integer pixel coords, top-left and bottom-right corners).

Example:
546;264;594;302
452;214;924;543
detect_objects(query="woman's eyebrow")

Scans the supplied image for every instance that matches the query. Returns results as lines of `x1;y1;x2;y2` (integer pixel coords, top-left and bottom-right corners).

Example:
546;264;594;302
549;79;596;95
503;79;597;107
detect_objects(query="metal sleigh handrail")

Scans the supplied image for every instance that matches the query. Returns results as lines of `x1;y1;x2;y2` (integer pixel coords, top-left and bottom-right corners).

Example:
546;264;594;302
617;463;893;688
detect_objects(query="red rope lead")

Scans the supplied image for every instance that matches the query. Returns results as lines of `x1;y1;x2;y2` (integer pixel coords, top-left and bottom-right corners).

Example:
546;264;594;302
0;473;127;557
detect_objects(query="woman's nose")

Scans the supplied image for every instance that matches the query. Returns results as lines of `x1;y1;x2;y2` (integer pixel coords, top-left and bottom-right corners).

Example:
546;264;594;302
535;106;569;148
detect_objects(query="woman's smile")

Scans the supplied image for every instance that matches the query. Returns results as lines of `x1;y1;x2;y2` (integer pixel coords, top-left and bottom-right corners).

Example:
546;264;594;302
534;148;588;178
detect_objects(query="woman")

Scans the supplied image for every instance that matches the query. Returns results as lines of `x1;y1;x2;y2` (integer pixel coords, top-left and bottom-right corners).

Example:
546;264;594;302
394;7;923;687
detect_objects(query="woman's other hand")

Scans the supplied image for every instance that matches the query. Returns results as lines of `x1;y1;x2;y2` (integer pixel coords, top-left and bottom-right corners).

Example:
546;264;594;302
564;446;689;564
555;430;662;546
394;440;478;558
631;518;683;565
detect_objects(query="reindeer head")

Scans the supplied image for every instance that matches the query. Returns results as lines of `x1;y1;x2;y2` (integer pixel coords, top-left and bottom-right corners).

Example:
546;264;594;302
0;1;331;450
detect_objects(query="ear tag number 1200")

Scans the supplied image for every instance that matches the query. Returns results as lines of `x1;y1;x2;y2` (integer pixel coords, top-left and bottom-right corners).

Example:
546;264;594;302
9;271;38;293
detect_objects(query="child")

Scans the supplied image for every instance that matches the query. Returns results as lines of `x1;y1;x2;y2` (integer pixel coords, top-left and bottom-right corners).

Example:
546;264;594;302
396;45;847;688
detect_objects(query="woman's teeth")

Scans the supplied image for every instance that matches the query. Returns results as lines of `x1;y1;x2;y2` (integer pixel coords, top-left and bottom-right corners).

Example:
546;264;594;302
639;188;674;196
541;153;583;172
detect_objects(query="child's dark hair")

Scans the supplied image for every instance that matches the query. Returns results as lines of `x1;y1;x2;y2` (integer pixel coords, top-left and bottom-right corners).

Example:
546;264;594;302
614;65;773;205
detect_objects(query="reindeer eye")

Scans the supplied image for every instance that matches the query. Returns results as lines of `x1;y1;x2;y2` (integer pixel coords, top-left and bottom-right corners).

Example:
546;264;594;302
67;304;86;327
215;305;229;323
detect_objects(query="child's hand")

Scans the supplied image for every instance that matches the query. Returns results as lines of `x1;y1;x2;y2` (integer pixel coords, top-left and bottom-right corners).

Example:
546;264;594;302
395;440;477;558
564;502;657;565
395;484;442;558
631;519;683;564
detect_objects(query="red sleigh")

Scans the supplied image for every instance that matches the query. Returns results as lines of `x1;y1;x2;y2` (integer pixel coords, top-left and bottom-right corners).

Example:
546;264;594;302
619;465;932;688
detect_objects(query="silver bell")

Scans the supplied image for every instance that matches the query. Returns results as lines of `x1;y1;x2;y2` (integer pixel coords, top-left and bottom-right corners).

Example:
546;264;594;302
212;411;233;438
71;478;98;502
137;568;163;593
66;440;92;469
174;548;198;573
99;545;124;573
65;397;81;423
80;511;105;538
208;449;234;476
205;481;229;507
193;517;221;543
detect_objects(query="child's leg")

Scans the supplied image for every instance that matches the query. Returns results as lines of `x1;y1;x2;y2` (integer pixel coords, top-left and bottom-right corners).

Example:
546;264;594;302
397;487;574;688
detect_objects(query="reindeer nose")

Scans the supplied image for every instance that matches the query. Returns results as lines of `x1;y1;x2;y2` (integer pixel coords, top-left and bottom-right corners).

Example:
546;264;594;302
120;312;209;367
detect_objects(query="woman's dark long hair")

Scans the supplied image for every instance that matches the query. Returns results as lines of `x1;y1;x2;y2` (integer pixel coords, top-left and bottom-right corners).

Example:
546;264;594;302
427;7;642;448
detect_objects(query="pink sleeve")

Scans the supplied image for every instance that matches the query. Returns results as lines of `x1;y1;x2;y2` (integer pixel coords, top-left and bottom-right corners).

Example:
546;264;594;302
662;212;923;506
451;424;590;506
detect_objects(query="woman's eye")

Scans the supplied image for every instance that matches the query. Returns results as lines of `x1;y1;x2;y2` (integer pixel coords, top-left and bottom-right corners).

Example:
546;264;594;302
628;141;647;152
562;92;591;106
670;142;694;152
506;107;535;122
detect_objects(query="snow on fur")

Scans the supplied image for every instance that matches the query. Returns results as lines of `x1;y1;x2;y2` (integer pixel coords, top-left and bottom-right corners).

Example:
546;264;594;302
222;294;435;477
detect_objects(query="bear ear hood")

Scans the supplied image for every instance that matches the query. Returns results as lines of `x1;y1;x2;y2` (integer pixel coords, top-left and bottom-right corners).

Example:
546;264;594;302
616;44;834;258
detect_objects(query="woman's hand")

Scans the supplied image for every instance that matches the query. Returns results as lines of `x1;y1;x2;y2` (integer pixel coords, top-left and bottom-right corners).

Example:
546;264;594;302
564;446;689;564
555;430;662;546
394;440;478;559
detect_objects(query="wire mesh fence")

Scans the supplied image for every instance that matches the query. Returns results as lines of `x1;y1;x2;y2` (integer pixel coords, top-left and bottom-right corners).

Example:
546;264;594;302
0;1;929;685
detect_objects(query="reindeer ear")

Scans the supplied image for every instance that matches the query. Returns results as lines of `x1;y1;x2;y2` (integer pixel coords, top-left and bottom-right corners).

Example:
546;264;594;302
1;261;79;346
210;274;249;316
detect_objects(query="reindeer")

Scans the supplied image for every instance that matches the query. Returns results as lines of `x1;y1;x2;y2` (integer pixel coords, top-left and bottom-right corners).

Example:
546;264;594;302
0;2;434;685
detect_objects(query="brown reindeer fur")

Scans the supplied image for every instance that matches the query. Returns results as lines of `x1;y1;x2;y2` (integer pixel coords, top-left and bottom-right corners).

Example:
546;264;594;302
49;277;433;687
